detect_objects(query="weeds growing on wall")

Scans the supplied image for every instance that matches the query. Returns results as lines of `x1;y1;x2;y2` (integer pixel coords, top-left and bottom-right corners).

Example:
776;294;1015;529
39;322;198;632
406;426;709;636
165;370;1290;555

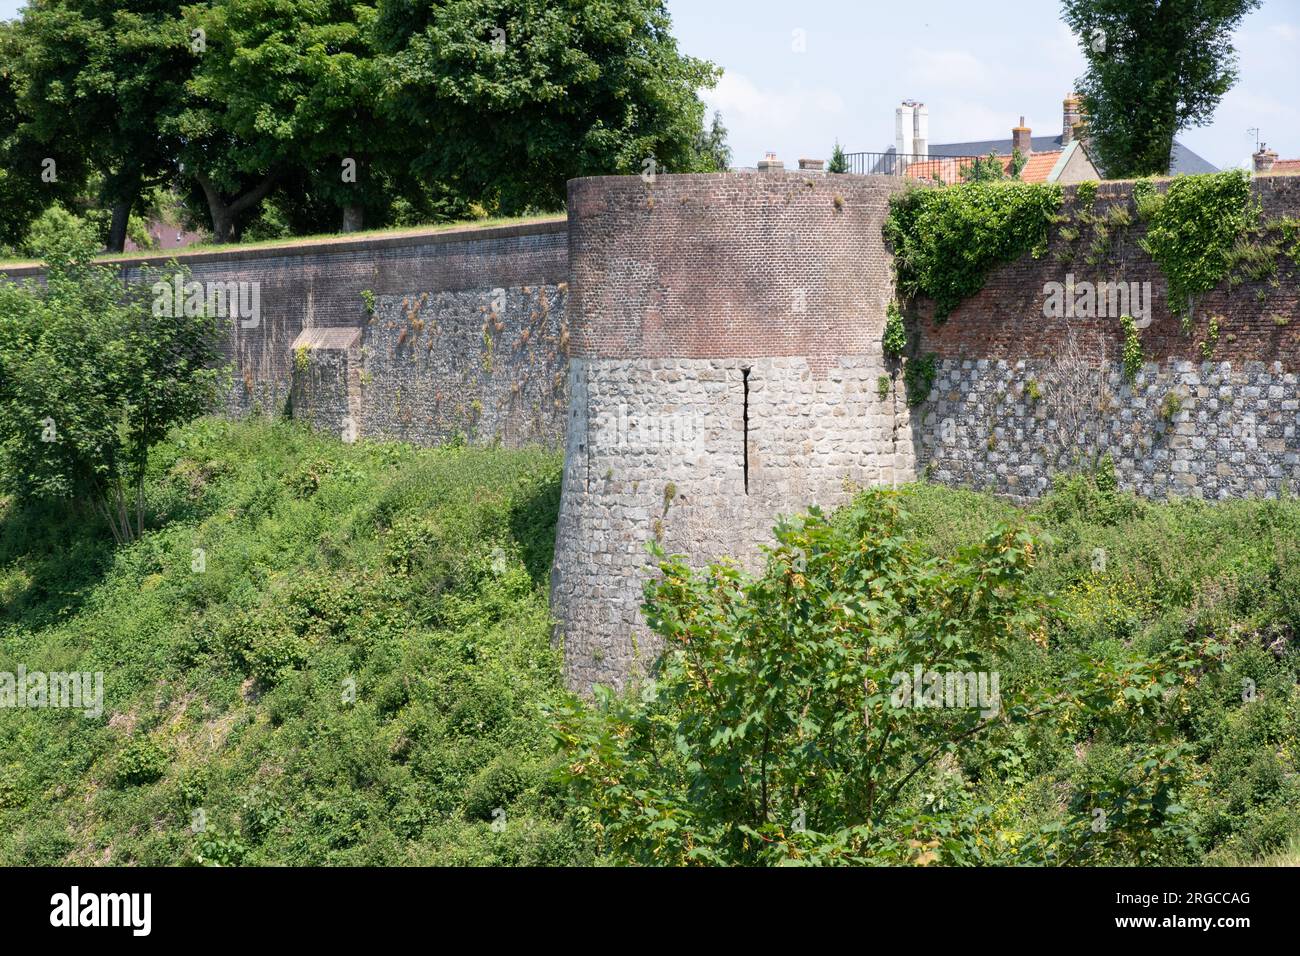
887;171;1295;331
1120;314;1144;382
903;352;937;407
884;180;1063;319
882;301;907;358
1139;170;1258;329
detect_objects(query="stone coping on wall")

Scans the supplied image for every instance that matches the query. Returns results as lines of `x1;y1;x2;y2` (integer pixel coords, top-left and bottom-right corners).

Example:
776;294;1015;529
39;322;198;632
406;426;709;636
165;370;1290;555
0;217;569;278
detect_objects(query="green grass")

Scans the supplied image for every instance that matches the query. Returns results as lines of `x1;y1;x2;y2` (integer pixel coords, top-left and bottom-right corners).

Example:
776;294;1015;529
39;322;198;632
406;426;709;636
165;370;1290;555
4;418;1298;865
885;475;1300;865
0;418;589;865
0;213;566;268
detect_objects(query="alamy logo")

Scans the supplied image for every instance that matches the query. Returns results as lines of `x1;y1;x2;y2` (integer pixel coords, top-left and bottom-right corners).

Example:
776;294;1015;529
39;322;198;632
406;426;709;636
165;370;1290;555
0;666;102;718
890;667;1000;718
1042;274;1153;328
50;886;151;936
593;404;702;452
152;275;261;329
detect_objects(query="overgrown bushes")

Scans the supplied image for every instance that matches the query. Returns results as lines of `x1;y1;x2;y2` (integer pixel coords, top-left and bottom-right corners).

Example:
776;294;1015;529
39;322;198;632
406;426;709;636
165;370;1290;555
0;418;587;865
556;477;1300;866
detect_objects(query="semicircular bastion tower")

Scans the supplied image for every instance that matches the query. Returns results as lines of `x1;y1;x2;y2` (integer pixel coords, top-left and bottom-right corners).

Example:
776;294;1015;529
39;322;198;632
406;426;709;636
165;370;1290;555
550;171;914;691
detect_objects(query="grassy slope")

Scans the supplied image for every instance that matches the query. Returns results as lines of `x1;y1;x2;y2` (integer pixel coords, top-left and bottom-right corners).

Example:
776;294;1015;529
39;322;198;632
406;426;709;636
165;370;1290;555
881;481;1300;864
3;419;1298;865
0;418;590;865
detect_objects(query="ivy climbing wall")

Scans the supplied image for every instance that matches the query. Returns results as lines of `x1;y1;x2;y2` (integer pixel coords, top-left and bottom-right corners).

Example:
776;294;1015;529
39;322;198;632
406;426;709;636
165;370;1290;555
905;175;1300;502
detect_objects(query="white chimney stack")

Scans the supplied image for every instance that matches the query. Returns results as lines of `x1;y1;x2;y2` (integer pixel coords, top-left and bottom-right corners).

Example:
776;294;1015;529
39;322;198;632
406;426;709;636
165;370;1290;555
895;102;916;158
912;103;929;158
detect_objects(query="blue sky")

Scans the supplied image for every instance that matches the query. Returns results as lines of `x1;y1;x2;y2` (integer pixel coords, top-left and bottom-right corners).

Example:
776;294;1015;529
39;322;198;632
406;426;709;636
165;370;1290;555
666;0;1299;170
3;0;1297;170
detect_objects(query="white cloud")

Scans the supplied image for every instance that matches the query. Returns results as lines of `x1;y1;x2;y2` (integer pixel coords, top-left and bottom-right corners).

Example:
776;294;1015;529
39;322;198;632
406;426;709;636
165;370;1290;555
703;71;845;134
905;50;992;90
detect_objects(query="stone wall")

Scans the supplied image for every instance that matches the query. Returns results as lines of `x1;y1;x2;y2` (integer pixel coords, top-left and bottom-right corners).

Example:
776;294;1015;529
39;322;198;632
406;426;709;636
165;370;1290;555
0;219;571;447
360;283;569;447
910;176;1300;501
553;172;912;691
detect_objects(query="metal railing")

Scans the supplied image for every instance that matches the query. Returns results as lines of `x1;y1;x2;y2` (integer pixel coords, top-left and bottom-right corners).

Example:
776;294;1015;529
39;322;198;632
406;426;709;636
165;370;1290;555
840;151;988;183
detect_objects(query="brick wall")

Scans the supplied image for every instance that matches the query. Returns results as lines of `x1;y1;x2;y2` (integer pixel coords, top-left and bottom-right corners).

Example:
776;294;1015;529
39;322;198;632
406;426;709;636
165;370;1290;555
553;172;912;691
913;176;1300;364
567;172;903;370
908;176;1300;502
0;220;571;447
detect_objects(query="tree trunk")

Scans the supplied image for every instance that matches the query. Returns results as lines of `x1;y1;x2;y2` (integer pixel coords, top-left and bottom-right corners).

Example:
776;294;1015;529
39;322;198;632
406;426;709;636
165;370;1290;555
342;204;364;233
107;199;133;253
195;172;277;244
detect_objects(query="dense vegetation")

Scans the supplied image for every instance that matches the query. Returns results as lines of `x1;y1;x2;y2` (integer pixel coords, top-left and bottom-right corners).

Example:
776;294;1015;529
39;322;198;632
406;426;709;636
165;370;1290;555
0;225;226;543
557;468;1300;866
2;420;1298;866
0;419;589;864
884;180;1063;320
0;0;722;251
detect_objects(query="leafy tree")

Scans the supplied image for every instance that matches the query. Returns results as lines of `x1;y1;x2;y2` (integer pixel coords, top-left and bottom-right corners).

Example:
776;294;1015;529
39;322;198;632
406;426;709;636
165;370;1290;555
373;0;719;214
828;140;848;174
1061;0;1261;178
181;0;406;236
552;492;1205;865
0;18;86;252
12;0;194;252
962;150;1008;183
0;227;229;542
693;110;731;173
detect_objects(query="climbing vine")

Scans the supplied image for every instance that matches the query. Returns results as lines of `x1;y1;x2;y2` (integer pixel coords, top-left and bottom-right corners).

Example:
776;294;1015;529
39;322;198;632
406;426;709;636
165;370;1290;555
1138;170;1258;327
903;352;937;406
884;180;1063;319
1120;314;1143;383
882;300;907;358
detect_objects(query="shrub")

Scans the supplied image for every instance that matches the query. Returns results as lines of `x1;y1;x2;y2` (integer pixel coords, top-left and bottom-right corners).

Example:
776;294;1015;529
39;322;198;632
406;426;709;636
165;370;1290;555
115;740;170;787
554;490;1214;866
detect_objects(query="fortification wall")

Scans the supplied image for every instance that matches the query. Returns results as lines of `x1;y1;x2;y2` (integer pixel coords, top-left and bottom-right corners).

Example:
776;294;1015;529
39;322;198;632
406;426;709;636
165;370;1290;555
910;176;1300;501
552;172;913;691
5;173;1299;693
0;220;571;448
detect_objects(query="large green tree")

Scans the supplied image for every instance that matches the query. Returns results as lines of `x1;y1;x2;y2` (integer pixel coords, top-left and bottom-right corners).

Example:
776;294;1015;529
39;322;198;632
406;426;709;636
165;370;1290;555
374;0;720;214
1062;0;1260;178
12;0;193;251
0;17;88;252
180;0;404;236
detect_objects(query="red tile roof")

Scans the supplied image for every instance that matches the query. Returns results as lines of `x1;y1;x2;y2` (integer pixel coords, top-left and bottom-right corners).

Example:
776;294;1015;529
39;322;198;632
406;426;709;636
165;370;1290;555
901;150;1064;185
1269;159;1300;175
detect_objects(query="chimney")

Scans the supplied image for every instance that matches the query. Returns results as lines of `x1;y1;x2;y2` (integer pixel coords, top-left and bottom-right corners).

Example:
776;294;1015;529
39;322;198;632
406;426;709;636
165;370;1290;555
1254;145;1278;173
798;158;825;172
1011;116;1032;155
896;101;917;158
1062;96;1082;145
757;151;784;173
913;103;929;158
